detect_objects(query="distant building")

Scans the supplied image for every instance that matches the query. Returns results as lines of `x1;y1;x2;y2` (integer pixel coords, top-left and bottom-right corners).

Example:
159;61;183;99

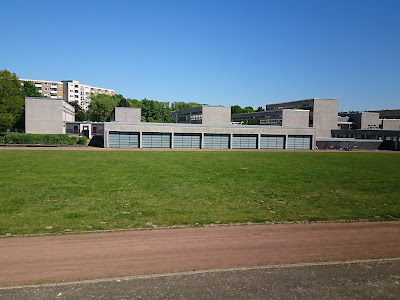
20;79;114;110
338;111;380;130
266;98;339;138
169;106;231;126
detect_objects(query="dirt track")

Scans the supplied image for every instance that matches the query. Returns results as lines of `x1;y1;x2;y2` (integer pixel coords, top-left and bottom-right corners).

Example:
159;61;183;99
1;221;399;287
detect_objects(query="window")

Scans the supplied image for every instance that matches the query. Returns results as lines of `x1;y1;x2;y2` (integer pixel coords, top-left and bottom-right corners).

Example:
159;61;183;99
92;127;97;134
44;88;49;91
44;82;49;85
73;126;78;134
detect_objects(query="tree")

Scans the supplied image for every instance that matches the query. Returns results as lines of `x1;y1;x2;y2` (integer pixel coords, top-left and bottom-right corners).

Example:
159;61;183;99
0;69;25;130
141;98;170;123
112;94;125;107
118;98;131;107
231;105;243;114
68;101;86;122
256;106;265;112
87;94;115;122
0;113;14;132
243;106;254;113
21;81;42;97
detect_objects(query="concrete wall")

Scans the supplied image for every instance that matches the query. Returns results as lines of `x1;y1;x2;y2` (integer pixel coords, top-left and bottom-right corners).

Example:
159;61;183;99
282;110;309;127
25;98;75;134
382;119;400;130
170;106;231;125
201;106;231;125
360;112;379;129
313;99;339;138
103;122;316;149
112;107;141;122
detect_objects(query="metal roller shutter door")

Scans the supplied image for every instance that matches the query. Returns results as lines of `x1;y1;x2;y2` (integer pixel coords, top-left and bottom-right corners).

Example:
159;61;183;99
260;135;285;149
108;132;139;148
203;134;230;149
287;135;311;149
232;134;257;149
109;131;120;148
142;132;171;148
174;133;201;149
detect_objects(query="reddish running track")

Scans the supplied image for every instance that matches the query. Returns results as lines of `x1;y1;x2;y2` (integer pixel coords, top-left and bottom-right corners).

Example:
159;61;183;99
1;221;399;287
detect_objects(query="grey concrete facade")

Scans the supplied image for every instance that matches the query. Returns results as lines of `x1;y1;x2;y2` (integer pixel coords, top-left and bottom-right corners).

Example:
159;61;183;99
266;98;339;138
25;97;75;134
231;109;309;127
338;112;380;130
110;107;141;122
103;122;316;149
382;119;400;130
170;106;231;125
332;129;400;150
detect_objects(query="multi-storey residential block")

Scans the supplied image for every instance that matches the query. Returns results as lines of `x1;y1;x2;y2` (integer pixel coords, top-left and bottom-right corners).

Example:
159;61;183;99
20;79;64;99
62;80;114;110
20;79;114;110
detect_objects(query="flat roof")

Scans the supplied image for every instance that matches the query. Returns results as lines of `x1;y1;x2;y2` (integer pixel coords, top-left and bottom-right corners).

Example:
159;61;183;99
104;121;313;130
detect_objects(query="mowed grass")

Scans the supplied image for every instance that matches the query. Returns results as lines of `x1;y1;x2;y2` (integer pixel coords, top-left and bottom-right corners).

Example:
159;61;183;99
0;150;399;235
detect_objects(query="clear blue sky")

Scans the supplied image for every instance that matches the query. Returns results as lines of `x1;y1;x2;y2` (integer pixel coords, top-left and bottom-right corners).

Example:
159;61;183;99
1;0;399;111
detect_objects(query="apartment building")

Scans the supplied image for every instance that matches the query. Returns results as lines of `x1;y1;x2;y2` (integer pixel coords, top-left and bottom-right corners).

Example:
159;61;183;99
62;80;114;110
20;79;64;99
20;79;114;110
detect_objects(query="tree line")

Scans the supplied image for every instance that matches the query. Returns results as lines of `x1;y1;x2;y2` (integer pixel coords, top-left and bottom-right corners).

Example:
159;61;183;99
0;68;260;131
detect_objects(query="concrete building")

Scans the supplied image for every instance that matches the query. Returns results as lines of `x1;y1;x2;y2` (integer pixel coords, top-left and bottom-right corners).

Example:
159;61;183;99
20;79;115;110
382;119;400;130
265;98;339;138
66;122;104;139
170;106;231;125
338;112;380;130
25;97;75;134
232;109;310;127
104;122;316;150
369;109;400;119
110;107;141;122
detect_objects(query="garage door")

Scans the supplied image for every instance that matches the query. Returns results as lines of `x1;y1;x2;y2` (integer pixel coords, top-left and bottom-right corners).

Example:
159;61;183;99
174;133;201;149
287;135;312;149
203;134;230;149
109;131;139;148
260;135;285;149
142;132;171;148
232;134;257;149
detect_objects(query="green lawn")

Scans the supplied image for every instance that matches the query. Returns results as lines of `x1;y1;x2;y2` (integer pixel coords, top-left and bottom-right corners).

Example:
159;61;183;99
0;150;399;235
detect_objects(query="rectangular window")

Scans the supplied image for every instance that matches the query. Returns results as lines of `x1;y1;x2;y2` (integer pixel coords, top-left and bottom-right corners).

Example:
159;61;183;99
92;127;97;134
73;126;78;134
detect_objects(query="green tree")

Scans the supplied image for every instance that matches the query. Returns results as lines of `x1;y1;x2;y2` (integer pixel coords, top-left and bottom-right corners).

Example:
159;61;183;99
243;106;254;113
118;97;131;107
112;94;125;106
0;69;25;130
256;106;265;112
68;101;86;121
87;94;115;122
141;98;170;122
21;81;42;97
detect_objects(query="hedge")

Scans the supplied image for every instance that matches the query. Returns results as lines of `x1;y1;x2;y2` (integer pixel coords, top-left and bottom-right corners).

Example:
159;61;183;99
4;133;71;145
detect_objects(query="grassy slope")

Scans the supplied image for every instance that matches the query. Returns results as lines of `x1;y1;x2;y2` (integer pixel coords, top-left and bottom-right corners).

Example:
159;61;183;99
0;150;399;235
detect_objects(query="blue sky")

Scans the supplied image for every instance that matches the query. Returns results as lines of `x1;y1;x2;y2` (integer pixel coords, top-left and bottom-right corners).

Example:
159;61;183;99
1;0;399;111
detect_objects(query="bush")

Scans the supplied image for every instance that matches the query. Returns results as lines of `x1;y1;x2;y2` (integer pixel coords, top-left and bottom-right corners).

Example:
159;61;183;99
4;133;70;145
0;136;4;144
68;136;78;145
77;136;88;146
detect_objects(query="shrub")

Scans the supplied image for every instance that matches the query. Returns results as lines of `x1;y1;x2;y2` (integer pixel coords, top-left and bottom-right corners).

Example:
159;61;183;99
0;136;4;144
68;136;78;145
4;133;70;145
77;136;88;146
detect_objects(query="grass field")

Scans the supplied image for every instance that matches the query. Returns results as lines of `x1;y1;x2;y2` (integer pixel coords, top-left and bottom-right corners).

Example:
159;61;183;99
0;150;399;235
